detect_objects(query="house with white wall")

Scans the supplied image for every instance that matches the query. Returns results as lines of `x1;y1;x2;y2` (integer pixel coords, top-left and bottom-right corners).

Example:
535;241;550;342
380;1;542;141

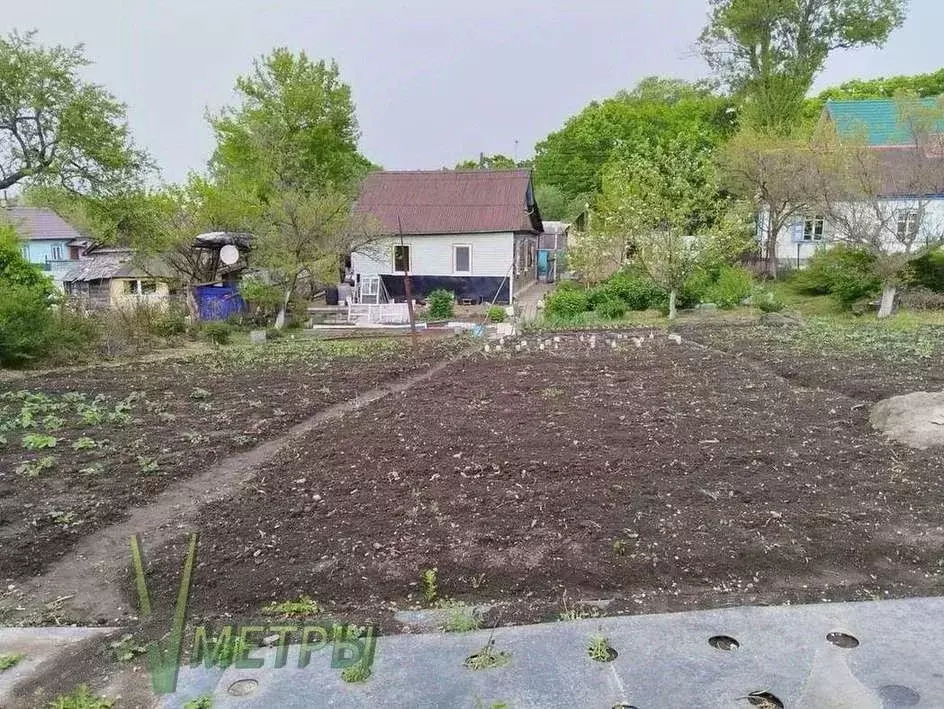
2;206;89;288
350;169;542;305
762;98;944;269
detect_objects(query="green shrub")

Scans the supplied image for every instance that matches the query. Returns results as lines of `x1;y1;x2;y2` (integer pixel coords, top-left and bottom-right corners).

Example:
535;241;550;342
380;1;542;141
598;271;663;311
755;290;786;313
555;280;582;293
794;246;881;306
152;306;188;337
704;265;754;309
545;288;590;318
594;297;627;320
907;249;944;292
202;322;233;345
486;306;507;323
427;289;455;320
0;283;55;366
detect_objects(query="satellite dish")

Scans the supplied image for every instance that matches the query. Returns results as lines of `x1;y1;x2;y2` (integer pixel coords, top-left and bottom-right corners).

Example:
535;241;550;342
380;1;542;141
219;244;240;265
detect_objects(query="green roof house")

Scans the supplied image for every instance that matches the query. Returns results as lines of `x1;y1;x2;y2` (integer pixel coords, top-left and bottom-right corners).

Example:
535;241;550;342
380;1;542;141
824;97;944;146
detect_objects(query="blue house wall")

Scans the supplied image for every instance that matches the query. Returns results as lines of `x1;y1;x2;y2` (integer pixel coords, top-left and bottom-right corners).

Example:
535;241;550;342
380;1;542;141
21;239;73;269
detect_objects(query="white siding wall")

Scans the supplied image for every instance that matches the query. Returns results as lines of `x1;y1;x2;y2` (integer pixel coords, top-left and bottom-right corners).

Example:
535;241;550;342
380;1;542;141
351;232;514;277
759;198;944;267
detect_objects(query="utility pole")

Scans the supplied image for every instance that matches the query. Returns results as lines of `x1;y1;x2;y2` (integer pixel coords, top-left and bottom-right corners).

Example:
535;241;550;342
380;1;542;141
398;216;418;346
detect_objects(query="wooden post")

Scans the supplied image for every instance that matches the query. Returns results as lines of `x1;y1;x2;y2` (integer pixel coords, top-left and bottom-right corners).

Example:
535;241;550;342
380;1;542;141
398;216;418;346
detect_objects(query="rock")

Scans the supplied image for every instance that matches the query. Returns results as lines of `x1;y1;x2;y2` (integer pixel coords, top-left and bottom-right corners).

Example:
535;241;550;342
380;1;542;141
871;391;944;450
696;303;719;311
759;312;804;328
668;334;683;345
249;330;267;344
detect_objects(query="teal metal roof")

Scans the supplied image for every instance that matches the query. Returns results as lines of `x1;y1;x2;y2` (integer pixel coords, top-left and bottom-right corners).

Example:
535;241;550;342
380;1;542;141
825;98;944;146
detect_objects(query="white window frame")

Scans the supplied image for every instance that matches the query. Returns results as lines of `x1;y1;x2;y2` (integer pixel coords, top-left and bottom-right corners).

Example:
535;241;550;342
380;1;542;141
803;216;826;242
21;245;29;260
453;244;472;274
393;244;411;273
896;210;920;240
50;244;64;261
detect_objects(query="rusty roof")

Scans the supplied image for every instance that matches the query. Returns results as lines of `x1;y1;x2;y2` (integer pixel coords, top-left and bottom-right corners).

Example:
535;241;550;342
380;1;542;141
354;169;542;235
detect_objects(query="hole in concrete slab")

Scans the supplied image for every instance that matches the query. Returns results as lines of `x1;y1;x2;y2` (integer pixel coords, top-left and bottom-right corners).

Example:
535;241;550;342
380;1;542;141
747;691;784;708
227;679;259;697
826;632;860;648
709;635;740;651
611;704;639;709
879;685;921;707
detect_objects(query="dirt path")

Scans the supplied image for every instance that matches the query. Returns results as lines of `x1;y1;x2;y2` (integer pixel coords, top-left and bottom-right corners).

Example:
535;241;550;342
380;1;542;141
8;355;465;625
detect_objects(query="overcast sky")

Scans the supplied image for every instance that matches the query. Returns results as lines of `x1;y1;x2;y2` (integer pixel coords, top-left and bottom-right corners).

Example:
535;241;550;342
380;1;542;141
5;0;944;183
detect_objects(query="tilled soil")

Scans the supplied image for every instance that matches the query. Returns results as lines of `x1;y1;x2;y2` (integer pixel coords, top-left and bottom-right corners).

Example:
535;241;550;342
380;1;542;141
0;339;459;582
146;333;944;630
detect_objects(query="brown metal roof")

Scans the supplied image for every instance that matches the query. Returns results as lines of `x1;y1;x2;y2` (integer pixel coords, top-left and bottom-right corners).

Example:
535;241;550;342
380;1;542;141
354;169;542;235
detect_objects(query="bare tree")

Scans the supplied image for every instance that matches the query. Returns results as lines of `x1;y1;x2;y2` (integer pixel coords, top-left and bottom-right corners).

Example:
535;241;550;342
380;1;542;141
813;100;944;316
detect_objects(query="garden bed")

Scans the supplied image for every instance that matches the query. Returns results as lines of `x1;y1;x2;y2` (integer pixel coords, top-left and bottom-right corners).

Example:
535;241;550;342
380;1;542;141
0;338;464;581
144;332;944;630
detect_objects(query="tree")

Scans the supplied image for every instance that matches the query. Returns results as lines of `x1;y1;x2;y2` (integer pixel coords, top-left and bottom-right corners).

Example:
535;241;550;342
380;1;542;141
454;154;524;170
533;77;735;205
699;0;907;131
0;31;150;193
594;139;741;318
718;128;818;278
0;223;57;366
252;188;379;328
209;48;371;197
811;100;944;317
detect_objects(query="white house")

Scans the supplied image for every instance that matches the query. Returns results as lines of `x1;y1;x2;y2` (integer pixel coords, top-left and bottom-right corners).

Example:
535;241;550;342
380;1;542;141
350;169;542;305
762;98;944;269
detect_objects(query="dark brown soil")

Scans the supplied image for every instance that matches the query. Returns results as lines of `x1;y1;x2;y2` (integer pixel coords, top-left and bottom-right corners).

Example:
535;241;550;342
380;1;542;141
145;332;944;631
0;338;461;582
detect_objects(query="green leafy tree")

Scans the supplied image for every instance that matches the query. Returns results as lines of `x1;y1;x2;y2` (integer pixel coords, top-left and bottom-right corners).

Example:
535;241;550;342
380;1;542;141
699;0;908;131
534;183;584;222
454;154;524;170
0;223;56;366
0;30;151;193
533;77;735;204
209;48;371;197
595;140;746;319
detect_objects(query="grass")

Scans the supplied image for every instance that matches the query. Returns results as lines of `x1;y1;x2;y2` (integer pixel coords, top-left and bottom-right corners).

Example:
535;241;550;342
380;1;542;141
464;640;512;671
261;595;320;618
438;601;482;633
340;661;372;683
422;568;438;606
587;634;616;662
183;696;213;709
46;686;114;709
0;652;24;670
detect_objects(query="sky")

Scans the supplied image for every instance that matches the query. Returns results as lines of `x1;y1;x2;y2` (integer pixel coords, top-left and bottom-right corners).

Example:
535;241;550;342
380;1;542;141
4;0;944;184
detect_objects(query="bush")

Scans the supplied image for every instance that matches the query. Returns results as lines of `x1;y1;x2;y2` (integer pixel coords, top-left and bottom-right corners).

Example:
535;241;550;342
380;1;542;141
703;265;754;309
486;306;507;323
908;249;944;292
555;280;582;293
152;306;188;337
0;283;55;366
754;290;786;313
899;286;944;311
594;297;627;320
794;246;881;306
545;288;590;318
202;321;233;345
427;289;455;320
601;271;663;310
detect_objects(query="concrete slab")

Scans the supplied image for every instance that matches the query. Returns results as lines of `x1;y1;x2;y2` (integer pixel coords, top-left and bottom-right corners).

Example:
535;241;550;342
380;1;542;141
162;597;944;708
0;626;120;706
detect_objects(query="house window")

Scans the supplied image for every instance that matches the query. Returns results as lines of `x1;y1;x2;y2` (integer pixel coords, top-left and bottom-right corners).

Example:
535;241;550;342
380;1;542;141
453;245;471;274
123;280;137;295
897;210;920;240
21;245;29;260
803;216;825;242
140;280;158;294
393;244;410;272
50;245;64;261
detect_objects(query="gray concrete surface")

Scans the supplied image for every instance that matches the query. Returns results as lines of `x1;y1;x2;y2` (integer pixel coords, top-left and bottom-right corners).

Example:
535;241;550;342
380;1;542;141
0;626;120;706
161;597;944;708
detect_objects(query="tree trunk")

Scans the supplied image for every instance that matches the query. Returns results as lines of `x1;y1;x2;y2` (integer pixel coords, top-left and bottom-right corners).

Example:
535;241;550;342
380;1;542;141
877;282;897;319
184;283;199;323
765;221;779;280
668;289;678;320
274;286;292;329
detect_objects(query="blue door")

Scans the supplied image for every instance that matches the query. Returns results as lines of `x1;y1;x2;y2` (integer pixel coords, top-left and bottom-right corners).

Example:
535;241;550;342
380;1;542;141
537;250;550;280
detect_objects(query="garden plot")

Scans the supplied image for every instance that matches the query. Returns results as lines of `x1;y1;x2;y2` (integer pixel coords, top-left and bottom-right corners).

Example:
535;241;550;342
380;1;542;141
0;338;462;582
146;332;944;631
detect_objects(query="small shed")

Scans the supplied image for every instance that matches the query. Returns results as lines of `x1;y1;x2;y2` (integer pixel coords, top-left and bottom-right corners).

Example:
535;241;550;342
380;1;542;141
62;247;175;310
